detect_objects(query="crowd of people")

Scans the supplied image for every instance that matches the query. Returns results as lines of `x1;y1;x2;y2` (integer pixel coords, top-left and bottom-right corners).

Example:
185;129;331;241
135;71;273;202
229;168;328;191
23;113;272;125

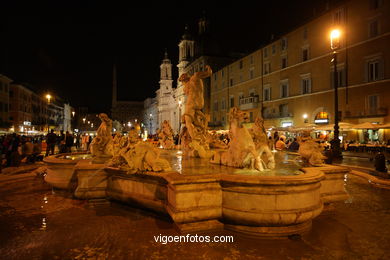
0;131;94;169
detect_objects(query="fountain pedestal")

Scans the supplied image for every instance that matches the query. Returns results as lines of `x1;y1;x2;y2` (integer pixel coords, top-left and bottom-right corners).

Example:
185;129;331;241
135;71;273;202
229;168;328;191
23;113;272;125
165;173;223;233
74;160;110;199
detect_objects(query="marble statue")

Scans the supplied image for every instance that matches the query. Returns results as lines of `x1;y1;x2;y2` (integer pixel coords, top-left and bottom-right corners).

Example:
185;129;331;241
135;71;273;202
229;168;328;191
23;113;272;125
250;116;275;169
179;65;213;158
109;130;171;173
90;113;113;161
158;120;175;149
210;107;265;171
297;132;327;166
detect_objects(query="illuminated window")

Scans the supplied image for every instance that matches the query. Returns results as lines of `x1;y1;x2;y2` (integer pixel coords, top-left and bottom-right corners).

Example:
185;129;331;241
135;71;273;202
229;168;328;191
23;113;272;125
317;112;328;119
315;112;329;124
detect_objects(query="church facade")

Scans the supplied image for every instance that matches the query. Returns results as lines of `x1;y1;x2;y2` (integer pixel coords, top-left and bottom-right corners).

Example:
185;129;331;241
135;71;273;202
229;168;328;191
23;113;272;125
143;16;234;135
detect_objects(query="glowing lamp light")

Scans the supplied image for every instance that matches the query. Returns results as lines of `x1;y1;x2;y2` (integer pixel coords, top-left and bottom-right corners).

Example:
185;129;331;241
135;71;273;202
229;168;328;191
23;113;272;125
45;94;52;103
330;29;341;50
303;114;308;119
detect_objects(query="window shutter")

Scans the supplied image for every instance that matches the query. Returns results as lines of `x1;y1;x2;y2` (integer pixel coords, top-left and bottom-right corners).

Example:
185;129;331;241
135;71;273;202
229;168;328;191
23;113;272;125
364;62;368;82
379;58;384;80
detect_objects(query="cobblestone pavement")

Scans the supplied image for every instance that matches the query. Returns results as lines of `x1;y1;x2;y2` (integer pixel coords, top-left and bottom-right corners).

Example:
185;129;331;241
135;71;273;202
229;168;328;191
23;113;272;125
0;170;389;260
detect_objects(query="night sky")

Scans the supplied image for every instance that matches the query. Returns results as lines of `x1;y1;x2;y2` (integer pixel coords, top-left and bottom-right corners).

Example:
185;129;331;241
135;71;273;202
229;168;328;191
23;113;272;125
1;1;341;113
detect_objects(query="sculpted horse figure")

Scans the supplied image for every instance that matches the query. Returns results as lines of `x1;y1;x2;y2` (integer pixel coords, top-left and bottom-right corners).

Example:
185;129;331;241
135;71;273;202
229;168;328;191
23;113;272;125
294;132;327;166
210;107;265;171
250;116;275;170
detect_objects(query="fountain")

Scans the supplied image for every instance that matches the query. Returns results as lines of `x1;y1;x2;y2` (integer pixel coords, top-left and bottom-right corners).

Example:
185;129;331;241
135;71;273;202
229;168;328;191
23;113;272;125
43;67;349;237
43;152;92;189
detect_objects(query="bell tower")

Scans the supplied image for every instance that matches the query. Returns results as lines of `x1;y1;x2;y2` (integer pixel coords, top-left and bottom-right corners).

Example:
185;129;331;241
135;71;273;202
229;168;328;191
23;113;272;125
177;25;195;80
158;50;174;128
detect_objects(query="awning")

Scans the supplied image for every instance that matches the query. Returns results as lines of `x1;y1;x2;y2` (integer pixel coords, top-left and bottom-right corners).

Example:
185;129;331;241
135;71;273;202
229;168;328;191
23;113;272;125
351;122;380;129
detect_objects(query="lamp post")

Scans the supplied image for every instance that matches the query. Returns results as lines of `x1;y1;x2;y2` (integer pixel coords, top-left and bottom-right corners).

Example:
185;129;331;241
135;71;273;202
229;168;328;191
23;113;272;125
71;111;75;133
330;29;342;159
45;94;51;133
178;100;182;134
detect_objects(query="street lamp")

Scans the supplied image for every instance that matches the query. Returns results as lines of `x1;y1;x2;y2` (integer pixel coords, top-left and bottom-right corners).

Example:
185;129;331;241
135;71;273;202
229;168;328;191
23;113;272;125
330;29;342;159
46;94;52;104
45;93;52;133
72;111;75;117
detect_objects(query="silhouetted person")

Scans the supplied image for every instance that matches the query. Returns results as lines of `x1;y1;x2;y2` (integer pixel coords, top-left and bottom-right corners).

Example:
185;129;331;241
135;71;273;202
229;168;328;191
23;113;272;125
46;129;57;156
288;138;300;151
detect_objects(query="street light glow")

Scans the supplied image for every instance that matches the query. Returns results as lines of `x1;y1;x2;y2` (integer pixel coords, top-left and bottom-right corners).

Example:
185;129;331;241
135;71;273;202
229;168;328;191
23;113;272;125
45;94;52;103
330;29;341;50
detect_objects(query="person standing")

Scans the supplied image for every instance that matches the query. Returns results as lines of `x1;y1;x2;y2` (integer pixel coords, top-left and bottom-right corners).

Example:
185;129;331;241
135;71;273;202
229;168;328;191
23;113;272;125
45;129;57;156
65;131;74;153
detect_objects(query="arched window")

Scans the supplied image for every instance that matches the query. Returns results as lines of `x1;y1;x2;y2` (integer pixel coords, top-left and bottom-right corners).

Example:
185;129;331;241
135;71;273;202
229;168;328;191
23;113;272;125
314;112;329;124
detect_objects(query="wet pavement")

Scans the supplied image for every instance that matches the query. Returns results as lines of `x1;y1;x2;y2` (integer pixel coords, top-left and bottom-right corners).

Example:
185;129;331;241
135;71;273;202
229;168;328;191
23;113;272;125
0;169;390;259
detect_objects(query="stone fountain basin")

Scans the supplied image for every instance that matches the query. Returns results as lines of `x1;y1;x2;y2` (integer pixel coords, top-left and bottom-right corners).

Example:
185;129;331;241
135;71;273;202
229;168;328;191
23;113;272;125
44;150;349;237
43;152;92;189
100;164;348;237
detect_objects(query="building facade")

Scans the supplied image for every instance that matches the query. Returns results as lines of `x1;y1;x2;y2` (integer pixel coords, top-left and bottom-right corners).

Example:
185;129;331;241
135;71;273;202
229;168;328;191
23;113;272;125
210;0;390;135
0;74;11;130
9;84;34;133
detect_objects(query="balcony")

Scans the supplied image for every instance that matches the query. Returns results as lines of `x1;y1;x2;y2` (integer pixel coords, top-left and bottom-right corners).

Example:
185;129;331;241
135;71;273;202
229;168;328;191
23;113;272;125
239;95;259;110
344;107;388;118
263;112;293;119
